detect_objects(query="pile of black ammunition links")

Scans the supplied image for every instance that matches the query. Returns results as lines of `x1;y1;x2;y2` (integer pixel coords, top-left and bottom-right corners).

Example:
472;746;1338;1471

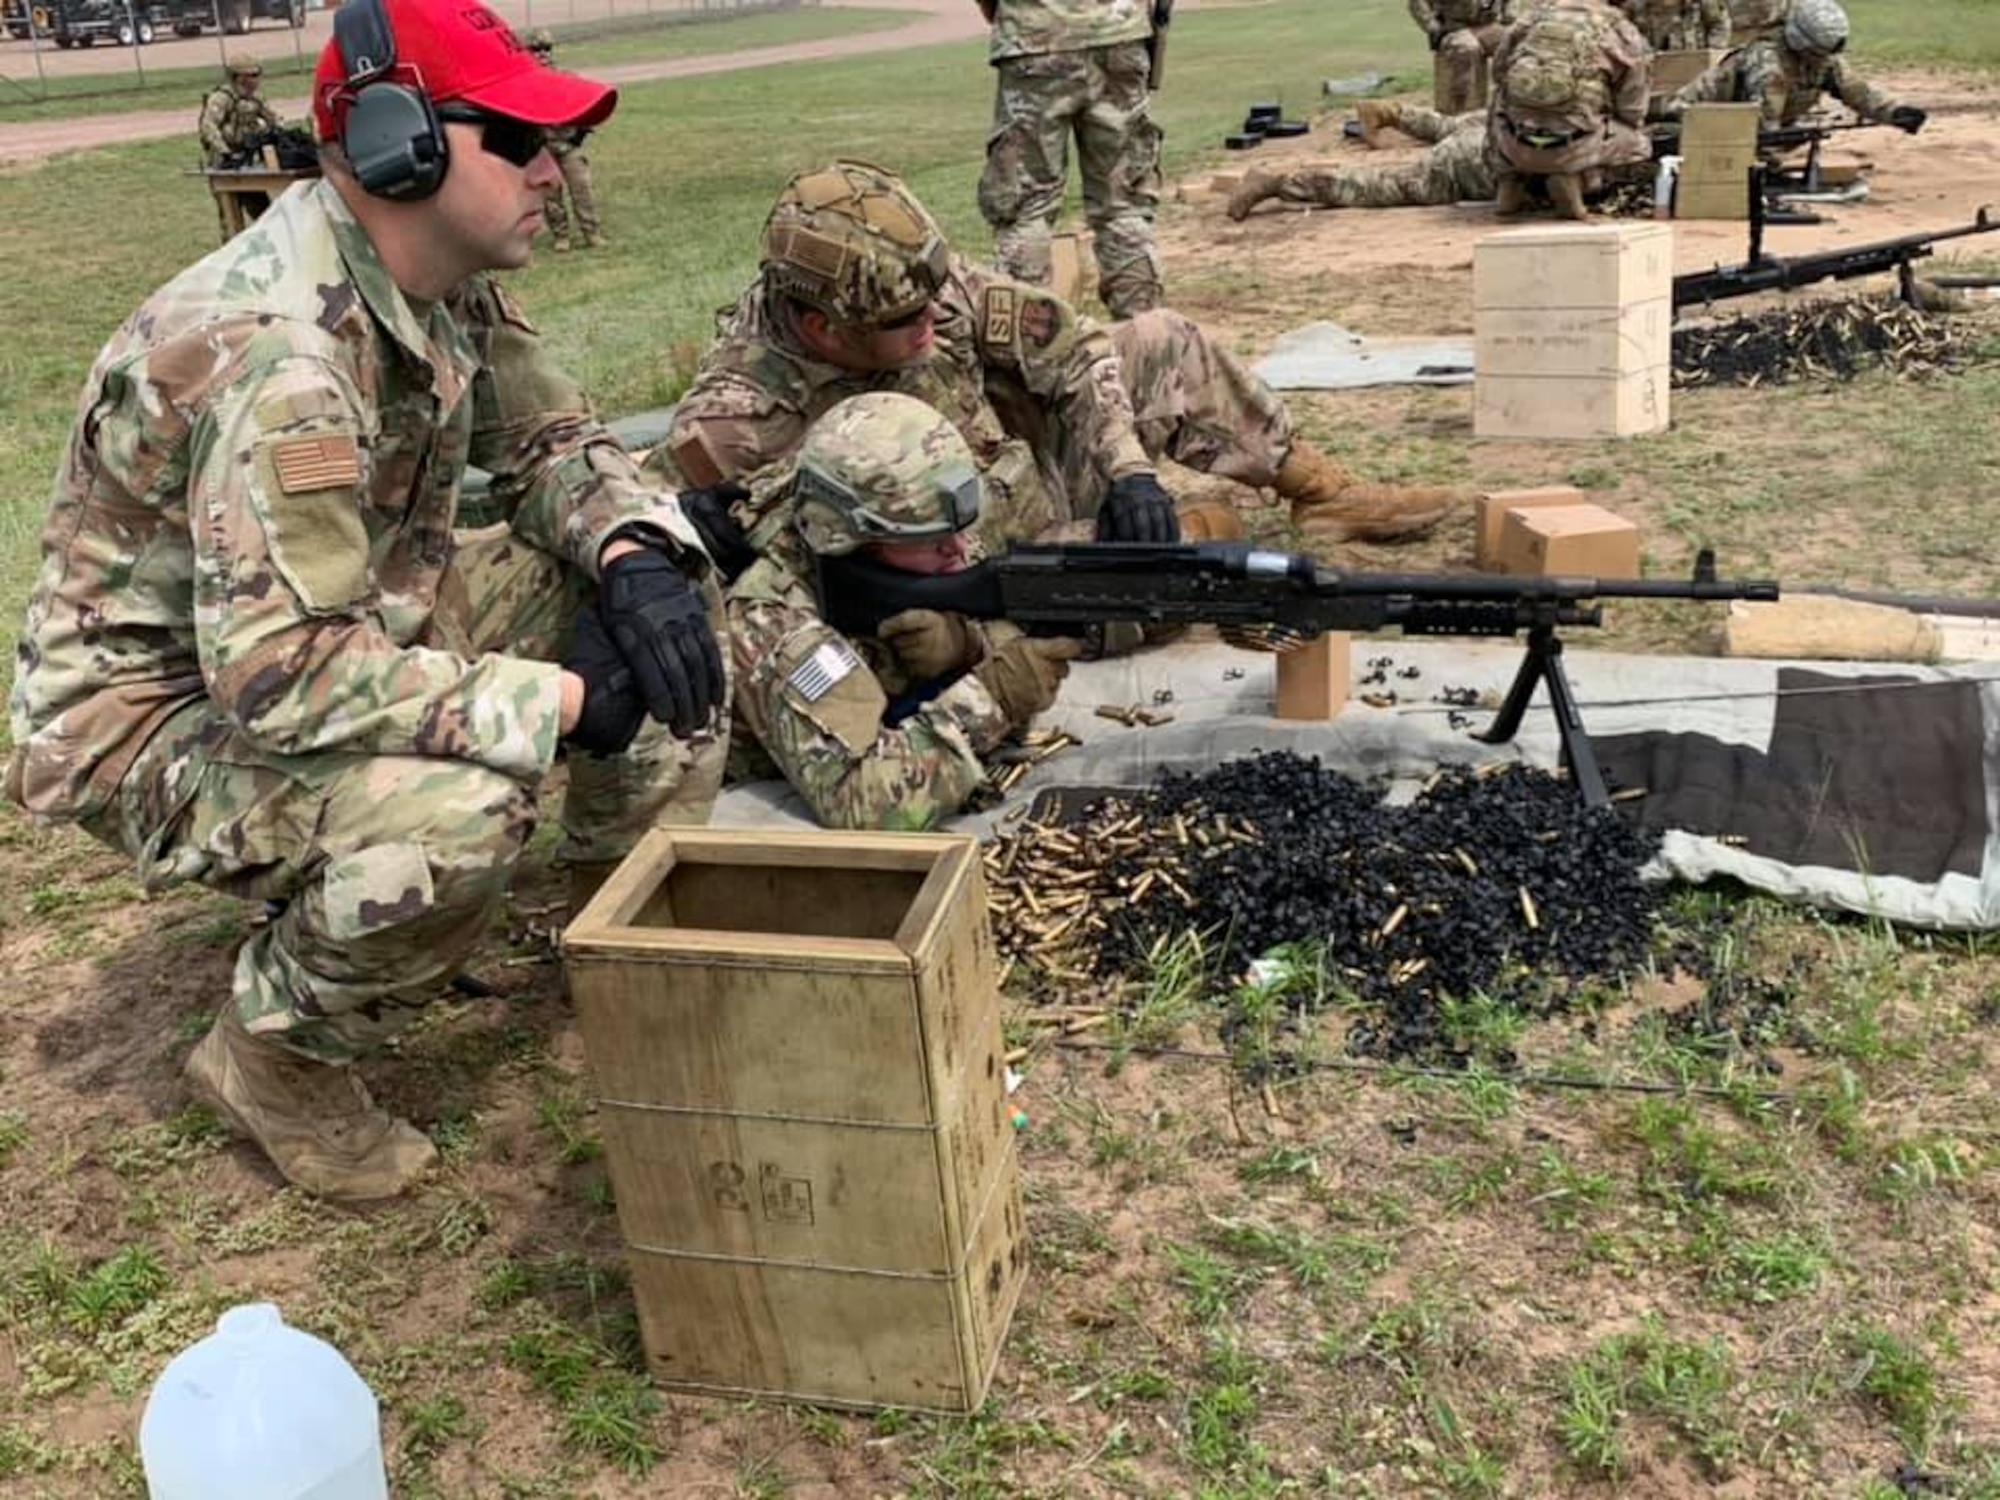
983;751;1665;1063
1673;295;1990;388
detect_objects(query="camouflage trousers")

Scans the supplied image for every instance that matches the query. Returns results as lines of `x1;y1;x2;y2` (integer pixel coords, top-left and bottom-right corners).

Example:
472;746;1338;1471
1262;117;1497;208
81;527;726;1065
1007;308;1295;527
978;40;1164;320
544;143;600;242
1436;22;1506;114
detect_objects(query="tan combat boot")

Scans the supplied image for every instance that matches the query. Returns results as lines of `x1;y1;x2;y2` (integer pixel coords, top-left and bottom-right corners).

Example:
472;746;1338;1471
1275;439;1460;546
1493;175;1530;215
1354;99;1402;149
1226;170;1283;222
1175;498;1246;543
1547;173;1588;221
185;1006;437;1202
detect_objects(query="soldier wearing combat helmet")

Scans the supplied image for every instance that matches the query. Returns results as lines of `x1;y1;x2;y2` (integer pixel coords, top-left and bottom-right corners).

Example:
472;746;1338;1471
659;159;1460;564
713;391;1082;831
1667;0;1925;131
197;51;284;169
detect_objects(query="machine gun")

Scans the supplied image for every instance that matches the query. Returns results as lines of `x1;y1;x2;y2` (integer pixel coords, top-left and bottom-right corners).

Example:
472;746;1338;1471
1673;168;2000;310
219;126;318;172
1651;117;1890;195
819;541;1779;807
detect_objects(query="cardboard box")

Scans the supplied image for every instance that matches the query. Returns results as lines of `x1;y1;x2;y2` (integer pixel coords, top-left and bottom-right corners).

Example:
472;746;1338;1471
1650;47;1724;96
1475;485;1584;569
1495;502;1641;578
566;830;1027;1413
1475;365;1670;440
1473;222;1674;311
1674;102;1760;220
1274;631;1350;719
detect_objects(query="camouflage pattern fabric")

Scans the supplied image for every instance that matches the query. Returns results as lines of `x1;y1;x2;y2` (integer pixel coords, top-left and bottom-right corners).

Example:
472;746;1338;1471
988;0;1150;64
1491;0;1653;175
543;131;601;242
1670;36;1902;124
1256;114;1499;208
724;464;1016;831
8;177;720;1062
1409;0;1512;31
198;83;283;167
1612;0;1730;50
1726;0;1788;44
657;262;1293;547
1437;23;1510;114
979;40;1163;318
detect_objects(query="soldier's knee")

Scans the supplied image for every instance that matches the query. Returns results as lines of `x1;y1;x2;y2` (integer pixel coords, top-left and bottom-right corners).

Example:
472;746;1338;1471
336;761;538;882
1439;29;1481;59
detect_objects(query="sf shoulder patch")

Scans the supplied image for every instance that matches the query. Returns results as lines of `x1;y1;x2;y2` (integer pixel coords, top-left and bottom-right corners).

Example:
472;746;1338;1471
270;435;361;494
983;285;1018;345
786;638;862;702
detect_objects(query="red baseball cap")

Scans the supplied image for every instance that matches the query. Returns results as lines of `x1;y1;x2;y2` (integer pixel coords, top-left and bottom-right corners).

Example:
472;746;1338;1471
313;0;617;142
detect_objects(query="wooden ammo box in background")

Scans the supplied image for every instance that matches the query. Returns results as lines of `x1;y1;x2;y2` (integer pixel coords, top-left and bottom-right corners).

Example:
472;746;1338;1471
1649;47;1723;97
565;829;1027;1413
1473;222;1672;440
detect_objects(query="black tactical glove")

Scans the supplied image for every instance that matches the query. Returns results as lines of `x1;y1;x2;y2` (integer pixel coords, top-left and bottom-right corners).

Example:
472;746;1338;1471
1097;473;1181;545
562;606;645;756
676;481;757;584
599;544;727;737
1888;106;1927;135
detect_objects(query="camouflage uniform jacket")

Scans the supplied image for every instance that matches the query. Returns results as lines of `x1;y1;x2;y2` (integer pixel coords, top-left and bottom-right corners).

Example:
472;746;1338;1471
724;468;1015;830
662;255;1152;543
1672;38;1902;124
9;177;703;823
1493;0;1651;138
1612;0;1729;50
989;0;1151;63
1409;0;1512;34
198;83;284;166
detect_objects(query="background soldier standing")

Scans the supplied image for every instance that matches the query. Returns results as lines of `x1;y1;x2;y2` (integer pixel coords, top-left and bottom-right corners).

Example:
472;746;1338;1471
976;0;1164;318
718;392;1082;831
1611;0;1730;50
198;53;283;168
1488;0;1652;219
1410;0;1514;115
528;30;606;251
1668;0;1924;131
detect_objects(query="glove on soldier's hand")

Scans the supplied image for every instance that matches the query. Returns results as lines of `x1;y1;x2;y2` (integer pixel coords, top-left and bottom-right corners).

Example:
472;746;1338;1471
676;482;757;584
1098;473;1181;545
880;609;981;680
1888;106;1927;134
599;546;727;737
973;635;1084;729
563;607;646;756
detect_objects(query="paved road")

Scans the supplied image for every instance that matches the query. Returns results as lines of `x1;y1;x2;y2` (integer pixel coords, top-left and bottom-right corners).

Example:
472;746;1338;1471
0;0;985;164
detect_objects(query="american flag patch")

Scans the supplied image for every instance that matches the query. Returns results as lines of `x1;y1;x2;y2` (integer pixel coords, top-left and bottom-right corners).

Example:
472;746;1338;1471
786;639;862;702
270;435;361;494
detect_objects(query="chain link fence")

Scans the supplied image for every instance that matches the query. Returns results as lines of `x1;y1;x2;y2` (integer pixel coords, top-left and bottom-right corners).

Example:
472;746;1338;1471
0;0;790;106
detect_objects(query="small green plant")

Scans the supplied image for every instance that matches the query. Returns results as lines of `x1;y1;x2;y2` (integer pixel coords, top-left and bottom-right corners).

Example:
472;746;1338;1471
1555;1319;1740;1478
0;1113;28;1167
1238;1145;1319;1184
562;1372;662;1476
1122;928;1212;1049
536;1089;604;1166
399;1391;472;1462
1528;1149;1615;1231
1713;1233;1827;1304
1848;1326;1949;1454
64;1245;169;1334
1166;1242;1264;1323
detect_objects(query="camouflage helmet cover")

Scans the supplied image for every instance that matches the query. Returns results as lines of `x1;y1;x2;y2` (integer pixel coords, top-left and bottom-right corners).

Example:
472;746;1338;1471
1784;0;1848;53
527;27;555;54
226;51;262;76
761;160;952;326
792;393;983;556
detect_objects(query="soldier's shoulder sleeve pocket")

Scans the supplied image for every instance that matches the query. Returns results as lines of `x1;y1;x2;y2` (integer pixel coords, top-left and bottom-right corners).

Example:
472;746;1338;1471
771;627;888;759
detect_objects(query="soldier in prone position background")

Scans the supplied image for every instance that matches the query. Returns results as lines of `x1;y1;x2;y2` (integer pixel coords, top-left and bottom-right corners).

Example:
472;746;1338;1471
976;0;1165;317
717;392;1082;831
526;30;607;251
1409;0;1514;115
1487;0;1653;219
1228;101;1494;218
1666;0;1925;132
658;160;1460;564
10;0;727;1203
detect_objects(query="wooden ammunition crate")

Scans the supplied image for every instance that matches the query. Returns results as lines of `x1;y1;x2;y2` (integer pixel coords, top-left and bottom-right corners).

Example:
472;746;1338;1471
565;829;1026;1413
1650;47;1723;97
1674;102;1761;220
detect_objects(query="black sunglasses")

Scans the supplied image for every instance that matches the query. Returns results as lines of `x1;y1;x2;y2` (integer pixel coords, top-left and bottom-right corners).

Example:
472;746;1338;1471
436;107;577;168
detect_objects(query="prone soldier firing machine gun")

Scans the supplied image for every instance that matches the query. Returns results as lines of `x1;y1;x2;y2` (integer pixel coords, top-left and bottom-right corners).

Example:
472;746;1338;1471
819;541;1779;808
1674;167;1999;310
1651;117;1891;197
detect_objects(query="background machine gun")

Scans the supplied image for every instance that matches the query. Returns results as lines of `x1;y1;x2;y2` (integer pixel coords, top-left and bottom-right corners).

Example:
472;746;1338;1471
820;542;1779;807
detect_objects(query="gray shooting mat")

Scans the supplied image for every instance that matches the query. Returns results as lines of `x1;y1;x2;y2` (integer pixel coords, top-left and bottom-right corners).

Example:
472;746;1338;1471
1250;320;1476;391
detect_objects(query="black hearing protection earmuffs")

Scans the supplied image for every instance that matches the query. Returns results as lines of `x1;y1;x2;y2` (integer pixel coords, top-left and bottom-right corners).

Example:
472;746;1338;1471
332;0;449;200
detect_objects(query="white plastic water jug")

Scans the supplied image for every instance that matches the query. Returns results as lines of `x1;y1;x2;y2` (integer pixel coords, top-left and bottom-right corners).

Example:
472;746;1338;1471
140;1303;388;1500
